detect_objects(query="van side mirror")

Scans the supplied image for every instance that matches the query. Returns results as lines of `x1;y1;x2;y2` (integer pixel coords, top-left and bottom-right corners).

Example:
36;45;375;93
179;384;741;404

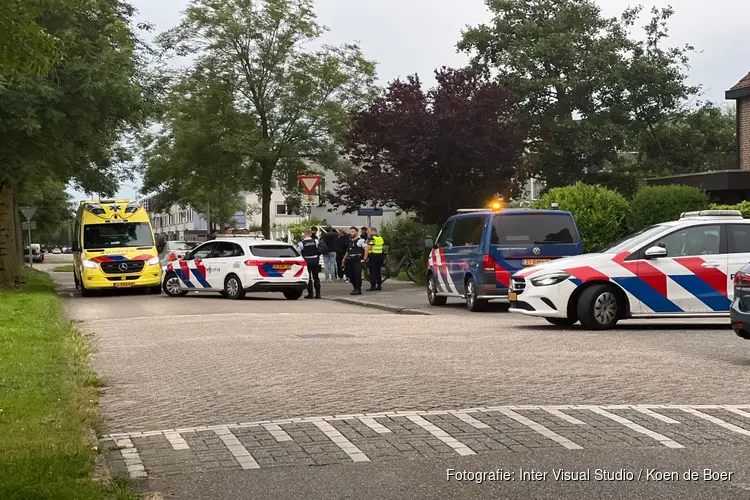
424;237;434;249
644;245;667;259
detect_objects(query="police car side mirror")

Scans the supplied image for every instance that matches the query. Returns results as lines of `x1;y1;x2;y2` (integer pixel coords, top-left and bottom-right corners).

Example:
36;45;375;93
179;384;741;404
424;237;434;249
644;246;667;259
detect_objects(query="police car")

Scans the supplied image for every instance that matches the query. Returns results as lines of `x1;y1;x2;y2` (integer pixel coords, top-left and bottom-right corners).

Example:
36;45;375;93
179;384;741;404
509;210;750;329
162;237;308;299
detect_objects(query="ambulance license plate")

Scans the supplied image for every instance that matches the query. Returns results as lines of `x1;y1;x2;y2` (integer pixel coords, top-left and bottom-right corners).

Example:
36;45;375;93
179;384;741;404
523;259;550;266
273;264;292;270
508;291;517;302
114;282;134;287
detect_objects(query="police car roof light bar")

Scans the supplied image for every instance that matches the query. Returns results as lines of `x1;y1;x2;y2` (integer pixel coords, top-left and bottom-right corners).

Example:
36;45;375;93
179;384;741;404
680;210;743;218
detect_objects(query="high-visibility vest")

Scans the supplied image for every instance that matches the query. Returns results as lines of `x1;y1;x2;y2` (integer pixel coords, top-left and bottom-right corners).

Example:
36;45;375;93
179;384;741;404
368;235;384;254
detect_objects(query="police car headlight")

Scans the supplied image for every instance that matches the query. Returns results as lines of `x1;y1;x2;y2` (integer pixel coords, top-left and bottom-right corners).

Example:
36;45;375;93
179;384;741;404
530;272;570;287
147;256;160;266
82;260;98;269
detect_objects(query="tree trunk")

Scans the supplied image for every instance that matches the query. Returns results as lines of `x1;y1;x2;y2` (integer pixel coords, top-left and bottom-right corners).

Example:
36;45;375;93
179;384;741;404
260;163;273;239
0;182;20;286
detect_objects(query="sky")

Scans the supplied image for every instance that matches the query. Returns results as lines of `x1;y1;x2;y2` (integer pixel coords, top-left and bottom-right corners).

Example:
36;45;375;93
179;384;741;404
69;0;750;202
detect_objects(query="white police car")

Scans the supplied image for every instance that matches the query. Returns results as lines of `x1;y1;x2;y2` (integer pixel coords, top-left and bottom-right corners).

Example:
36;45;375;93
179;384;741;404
162;237;308;299
509;210;750;329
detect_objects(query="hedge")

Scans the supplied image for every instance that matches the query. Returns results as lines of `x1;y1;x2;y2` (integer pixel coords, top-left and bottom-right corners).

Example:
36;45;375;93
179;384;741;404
627;185;709;232
710;201;750;218
380;216;437;284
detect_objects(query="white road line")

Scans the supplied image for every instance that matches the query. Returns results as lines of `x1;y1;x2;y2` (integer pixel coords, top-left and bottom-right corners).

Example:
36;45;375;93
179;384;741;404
214;427;260;469
631;406;680;424
585;407;683;448
358;417;392;434
542;408;587;425
722;407;750;421
312;421;370;462
495;409;583;450
116;438;147;478
405;415;475;456
680;407;750;437
263;423;293;442
450;411;490;429
163;431;190;450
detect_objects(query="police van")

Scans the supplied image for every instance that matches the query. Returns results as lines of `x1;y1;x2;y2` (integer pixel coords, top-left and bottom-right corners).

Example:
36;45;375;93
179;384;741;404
425;205;583;311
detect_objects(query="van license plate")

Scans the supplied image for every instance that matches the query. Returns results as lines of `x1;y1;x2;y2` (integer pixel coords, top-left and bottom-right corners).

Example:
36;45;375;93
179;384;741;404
114;282;134;287
508;292;517;302
523;259;550;266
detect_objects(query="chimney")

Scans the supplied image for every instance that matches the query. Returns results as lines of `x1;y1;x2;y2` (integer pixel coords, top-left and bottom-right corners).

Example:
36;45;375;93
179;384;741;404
727;72;750;170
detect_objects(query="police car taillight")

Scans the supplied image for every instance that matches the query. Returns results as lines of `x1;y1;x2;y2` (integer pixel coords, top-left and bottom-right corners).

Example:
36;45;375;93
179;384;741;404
168;253;176;261
482;254;496;272
735;271;750;287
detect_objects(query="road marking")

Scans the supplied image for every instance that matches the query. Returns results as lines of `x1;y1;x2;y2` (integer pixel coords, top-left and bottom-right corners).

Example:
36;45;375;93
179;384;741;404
116;437;147;478
163;431;190;450
679;407;750;437
406;415;475;456
262;423;293;442
214;427;260;469
631;406;680;424
495;409;583;450
358;417;392;434
583;407;683;448
450;411;490;429
312;421;370;462
542;408;587;425
722;407;750;421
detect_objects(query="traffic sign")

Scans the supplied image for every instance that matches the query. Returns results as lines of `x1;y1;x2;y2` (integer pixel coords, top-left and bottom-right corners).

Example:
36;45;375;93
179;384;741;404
21;221;37;230
357;208;383;217
297;175;322;195
302;195;320;206
19;205;38;221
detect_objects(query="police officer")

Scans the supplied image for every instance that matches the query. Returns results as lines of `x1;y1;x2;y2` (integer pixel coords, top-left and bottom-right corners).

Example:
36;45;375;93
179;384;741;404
297;230;321;299
366;227;385;291
343;226;368;295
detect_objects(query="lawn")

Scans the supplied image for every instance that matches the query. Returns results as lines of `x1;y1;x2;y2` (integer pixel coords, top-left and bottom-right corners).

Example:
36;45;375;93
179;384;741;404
53;265;74;272
0;272;136;499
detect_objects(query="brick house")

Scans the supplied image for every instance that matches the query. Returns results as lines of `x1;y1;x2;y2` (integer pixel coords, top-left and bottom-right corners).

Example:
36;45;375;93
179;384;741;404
727;71;750;170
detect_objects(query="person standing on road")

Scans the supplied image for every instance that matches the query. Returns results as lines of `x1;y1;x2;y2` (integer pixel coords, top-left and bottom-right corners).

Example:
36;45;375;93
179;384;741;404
297;230;321;299
337;229;349;282
343;226;368;295
320;226;339;282
366;227;385;291
310;226;319;241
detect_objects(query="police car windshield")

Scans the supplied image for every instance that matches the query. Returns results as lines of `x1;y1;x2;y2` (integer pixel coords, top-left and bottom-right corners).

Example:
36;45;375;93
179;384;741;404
249;245;299;258
83;222;154;249
604;224;669;253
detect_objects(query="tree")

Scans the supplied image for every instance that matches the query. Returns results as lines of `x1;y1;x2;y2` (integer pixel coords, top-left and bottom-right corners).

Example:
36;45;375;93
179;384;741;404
142;63;252;230
17;174;74;246
0;0;62;79
458;0;698;188
156;0;377;238
0;0;149;285
329;68;528;225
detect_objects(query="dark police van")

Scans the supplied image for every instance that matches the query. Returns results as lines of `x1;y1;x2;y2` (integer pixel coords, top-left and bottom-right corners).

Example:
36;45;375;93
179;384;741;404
424;207;583;311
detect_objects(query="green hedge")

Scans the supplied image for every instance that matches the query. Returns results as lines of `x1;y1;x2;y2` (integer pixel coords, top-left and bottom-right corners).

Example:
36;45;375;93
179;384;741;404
710;201;750;218
380;216;437;284
288;217;324;241
628;185;709;232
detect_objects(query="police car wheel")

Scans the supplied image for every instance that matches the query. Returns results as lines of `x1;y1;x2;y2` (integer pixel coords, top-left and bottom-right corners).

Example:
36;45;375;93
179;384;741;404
427;275;447;306
577;284;620;330
224;274;246;300
465;277;488;312
163;272;187;297
283;289;304;300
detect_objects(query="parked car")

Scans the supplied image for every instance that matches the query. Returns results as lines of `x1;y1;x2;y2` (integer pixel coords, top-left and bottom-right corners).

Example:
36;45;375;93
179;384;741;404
52;248;61;254
158;241;199;268
23;247;44;263
731;264;750;339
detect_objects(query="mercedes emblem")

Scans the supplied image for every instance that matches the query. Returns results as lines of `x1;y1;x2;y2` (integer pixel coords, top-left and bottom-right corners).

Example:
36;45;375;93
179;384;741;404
118;263;129;272
532;247;541;255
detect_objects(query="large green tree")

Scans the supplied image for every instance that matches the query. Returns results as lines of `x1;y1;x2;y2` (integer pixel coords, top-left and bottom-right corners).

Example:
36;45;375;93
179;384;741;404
0;0;62;79
458;0;698;189
0;0;149;285
17;174;74;246
156;0;377;237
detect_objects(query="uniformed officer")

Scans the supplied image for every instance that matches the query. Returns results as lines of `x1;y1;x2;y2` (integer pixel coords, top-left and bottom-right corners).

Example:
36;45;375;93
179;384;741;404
297;230;321;299
343;226;368;295
366;227;385;291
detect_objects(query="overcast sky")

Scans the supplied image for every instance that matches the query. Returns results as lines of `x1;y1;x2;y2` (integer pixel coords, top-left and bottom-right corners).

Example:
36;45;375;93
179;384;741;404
75;0;749;201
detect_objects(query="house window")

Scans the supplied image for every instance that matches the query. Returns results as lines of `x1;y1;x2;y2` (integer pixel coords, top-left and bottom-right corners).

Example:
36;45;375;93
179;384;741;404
276;203;288;216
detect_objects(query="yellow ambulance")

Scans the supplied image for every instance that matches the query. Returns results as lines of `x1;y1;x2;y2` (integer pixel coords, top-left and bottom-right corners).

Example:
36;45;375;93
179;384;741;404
73;199;162;296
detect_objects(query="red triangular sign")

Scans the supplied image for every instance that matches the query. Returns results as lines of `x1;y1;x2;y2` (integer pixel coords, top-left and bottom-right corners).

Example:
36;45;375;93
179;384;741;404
298;175;322;195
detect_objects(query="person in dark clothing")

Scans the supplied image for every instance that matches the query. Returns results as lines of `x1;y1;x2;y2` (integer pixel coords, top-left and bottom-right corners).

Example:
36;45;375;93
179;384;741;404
310;226;319;241
320;226;339;282
207;230;218;240
360;227;369;242
337;229;349;281
297;230;321;298
343;226;368;295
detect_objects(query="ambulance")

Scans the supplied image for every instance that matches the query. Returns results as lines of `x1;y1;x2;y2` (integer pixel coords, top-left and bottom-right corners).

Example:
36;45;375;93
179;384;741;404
72;200;162;296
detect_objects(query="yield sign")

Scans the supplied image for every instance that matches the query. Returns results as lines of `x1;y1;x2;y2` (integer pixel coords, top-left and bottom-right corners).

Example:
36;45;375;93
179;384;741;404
297;175;322;195
19;205;38;221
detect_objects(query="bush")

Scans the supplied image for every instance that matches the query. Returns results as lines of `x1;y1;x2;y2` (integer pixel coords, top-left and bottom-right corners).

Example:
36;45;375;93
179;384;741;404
628;185;709;232
710;201;750;218
533;182;629;253
380;216;437;284
288;217;324;241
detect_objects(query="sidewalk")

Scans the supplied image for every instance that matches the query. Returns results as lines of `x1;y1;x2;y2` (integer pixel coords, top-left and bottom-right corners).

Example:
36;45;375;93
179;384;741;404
320;278;430;314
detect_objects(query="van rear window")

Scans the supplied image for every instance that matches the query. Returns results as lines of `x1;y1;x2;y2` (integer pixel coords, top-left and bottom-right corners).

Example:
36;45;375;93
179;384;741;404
491;214;577;244
249;245;299;258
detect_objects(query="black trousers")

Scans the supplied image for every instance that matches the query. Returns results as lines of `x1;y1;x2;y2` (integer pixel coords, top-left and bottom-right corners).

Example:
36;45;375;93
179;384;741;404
307;263;321;296
368;254;384;288
348;259;362;290
336;253;344;279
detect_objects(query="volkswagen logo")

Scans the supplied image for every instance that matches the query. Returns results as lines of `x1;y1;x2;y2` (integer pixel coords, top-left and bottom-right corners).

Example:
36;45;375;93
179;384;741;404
118;263;129;272
532;247;541;255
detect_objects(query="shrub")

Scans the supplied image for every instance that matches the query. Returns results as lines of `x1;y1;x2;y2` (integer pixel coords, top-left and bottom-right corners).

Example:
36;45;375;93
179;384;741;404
380;216;437;284
288;217;324;241
628;185;709;232
532;182;629;253
710;201;750;218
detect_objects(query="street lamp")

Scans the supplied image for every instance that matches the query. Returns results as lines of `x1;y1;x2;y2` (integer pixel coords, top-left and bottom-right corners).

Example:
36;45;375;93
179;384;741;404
121;184;140;201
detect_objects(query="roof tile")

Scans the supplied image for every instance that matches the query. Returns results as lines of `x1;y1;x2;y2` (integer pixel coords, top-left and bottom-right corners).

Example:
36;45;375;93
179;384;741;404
731;72;750;90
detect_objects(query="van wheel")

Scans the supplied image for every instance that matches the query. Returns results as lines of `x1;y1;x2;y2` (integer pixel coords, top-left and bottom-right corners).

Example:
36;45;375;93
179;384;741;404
546;317;577;326
427;275;447;306
224;274;246;300
150;285;162;295
163;272;188;297
80;282;94;297
465;277;488;312
577;284;620;330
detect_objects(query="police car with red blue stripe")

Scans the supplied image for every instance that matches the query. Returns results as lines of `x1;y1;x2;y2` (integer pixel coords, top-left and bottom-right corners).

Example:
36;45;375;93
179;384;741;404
162;237;308;300
509;210;750;329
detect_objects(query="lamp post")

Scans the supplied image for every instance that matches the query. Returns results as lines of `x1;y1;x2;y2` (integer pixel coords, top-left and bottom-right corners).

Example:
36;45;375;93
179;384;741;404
121;184;140;201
